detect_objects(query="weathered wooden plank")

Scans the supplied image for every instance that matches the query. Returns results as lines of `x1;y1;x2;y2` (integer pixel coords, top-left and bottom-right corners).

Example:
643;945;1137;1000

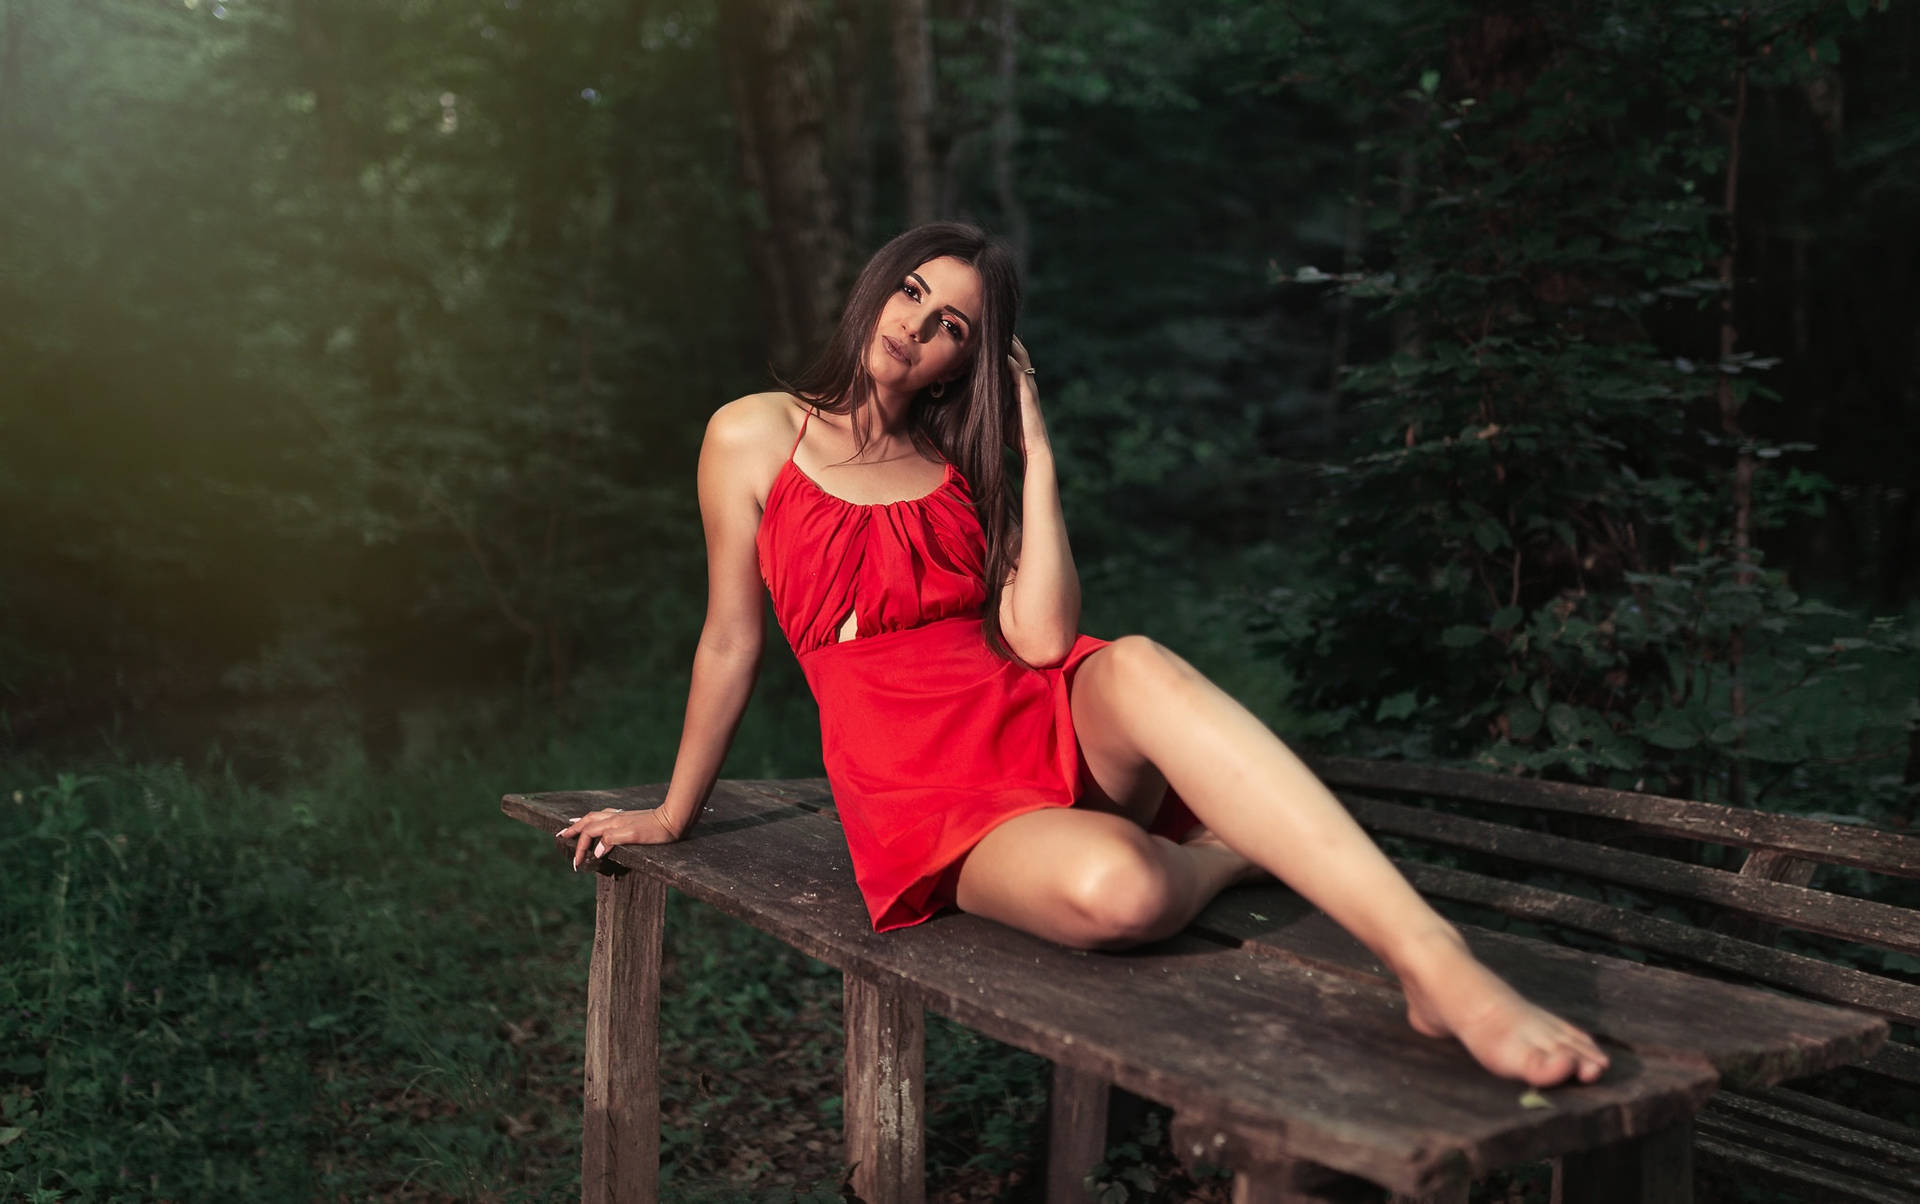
1344;793;1920;955
581;869;663;1204
1718;849;1821;943
844;974;924;1204
1860;1038;1920;1082
1694;1106;1920;1191
1194;888;1887;1089
1722;1085;1920;1158
1734;849;1819;886
1693;1130;1920;1204
1309;757;1920;878
1552;1120;1691;1204
1359;858;1920;1028
505;784;1729;1198
1046;1064;1109;1203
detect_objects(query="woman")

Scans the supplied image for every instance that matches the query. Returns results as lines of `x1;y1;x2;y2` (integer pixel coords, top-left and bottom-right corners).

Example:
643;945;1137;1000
558;223;1609;1088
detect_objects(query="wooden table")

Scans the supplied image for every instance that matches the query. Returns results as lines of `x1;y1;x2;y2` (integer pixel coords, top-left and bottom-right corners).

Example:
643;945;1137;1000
503;779;1888;1203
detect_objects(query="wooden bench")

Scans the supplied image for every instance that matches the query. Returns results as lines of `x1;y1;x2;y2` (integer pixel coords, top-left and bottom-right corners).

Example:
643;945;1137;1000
503;771;1889;1203
1310;756;1920;1203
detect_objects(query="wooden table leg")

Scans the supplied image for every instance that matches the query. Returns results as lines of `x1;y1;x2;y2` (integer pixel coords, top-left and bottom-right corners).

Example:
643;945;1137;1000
1221;1162;1473;1204
845;975;925;1204
583;869;665;1204
1176;1115;1418;1203
1553;1120;1693;1204
1227;1165;1464;1204
1046;1063;1110;1201
1228;1160;1386;1203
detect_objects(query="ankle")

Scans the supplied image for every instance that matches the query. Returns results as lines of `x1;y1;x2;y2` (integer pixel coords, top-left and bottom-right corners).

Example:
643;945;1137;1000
1382;921;1471;982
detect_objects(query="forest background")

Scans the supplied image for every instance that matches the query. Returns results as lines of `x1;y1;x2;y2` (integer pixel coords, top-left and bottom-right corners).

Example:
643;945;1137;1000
3;0;1917;1200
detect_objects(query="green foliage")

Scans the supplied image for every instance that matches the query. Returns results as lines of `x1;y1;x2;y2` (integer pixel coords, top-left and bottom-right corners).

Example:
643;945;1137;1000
2;766;392;1199
1266;0;1915;799
5;0;1915;751
0;650;1068;1199
1080;1107;1231;1202
0;0;747;714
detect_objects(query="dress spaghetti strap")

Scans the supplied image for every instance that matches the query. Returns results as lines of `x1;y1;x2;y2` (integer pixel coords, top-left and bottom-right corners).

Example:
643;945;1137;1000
787;406;812;463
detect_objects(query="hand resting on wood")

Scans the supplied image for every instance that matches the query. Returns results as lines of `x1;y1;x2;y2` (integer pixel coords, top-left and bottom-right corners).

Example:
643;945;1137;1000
556;807;681;870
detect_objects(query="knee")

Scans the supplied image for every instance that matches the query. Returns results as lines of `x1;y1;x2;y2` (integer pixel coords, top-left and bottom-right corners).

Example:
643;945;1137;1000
1105;635;1200;692
1058;835;1178;949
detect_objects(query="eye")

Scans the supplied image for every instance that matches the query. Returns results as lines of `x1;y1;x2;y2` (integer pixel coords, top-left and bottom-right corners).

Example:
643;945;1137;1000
940;316;963;339
901;281;921;301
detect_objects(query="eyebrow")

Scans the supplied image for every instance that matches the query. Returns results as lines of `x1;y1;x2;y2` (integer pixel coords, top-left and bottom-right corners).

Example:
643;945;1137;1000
907;271;974;330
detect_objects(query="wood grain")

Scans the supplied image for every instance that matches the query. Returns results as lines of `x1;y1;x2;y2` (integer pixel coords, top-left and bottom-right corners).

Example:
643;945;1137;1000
1193;888;1887;1089
1552;1120;1691;1204
1309;757;1920;877
1362;857;1920;1028
1694;1128;1920;1204
505;783;1754;1195
844;974;925;1204
1344;793;1920;954
1046;1063;1109;1203
581;869;663;1204
505;780;1887;1199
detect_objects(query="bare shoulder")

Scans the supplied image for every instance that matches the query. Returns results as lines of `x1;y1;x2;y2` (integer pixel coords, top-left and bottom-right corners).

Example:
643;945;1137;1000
703;391;809;506
706;391;808;449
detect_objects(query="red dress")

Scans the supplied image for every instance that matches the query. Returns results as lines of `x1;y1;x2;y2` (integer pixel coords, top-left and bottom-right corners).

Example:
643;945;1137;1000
755;407;1199;932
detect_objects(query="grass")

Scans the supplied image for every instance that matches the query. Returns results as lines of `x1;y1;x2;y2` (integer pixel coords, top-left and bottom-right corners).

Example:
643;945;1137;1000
0;637;1081;1202
2;553;1911;1202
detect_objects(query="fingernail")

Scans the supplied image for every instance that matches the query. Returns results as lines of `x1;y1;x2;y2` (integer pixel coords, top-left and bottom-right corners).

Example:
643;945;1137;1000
593;840;606;857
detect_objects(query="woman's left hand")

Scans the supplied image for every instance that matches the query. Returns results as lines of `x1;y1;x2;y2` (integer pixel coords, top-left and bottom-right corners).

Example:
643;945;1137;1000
1006;336;1050;459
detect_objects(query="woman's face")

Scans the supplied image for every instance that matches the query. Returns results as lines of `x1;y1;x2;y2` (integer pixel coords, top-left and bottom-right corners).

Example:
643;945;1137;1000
866;255;984;397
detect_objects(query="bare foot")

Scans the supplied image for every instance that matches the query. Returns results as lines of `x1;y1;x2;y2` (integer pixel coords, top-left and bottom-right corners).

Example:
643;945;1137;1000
1391;926;1610;1087
1180;824;1270;886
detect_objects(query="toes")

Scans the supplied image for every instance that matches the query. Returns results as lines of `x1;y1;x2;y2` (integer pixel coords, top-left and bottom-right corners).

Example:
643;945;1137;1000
1534;1036;1608;1086
1527;1045;1576;1088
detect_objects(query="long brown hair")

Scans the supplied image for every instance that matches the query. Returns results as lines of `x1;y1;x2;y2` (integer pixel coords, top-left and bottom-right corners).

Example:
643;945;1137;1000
777;223;1029;665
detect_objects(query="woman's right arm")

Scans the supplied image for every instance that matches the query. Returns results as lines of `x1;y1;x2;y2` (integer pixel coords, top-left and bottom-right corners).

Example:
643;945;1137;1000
559;398;774;866
654;397;774;834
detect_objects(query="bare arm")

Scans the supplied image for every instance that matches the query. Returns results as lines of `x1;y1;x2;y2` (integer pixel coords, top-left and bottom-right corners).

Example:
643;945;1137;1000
560;397;773;865
997;339;1082;666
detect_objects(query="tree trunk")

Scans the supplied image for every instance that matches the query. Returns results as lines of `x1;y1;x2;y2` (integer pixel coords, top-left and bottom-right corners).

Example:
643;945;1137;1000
720;0;849;371
1905;668;1920;816
990;0;1028;274
1884;313;1920;605
1328;152;1369;415
891;0;936;226
0;0;23;149
1390;146;1420;360
1717;23;1751;807
291;0;352;183
833;0;878;251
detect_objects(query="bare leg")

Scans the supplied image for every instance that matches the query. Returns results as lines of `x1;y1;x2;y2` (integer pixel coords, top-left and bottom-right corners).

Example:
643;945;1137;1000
955;807;1258;949
968;635;1609;1087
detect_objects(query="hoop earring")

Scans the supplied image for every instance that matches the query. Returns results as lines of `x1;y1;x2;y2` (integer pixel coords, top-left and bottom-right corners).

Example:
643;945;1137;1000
929;380;946;399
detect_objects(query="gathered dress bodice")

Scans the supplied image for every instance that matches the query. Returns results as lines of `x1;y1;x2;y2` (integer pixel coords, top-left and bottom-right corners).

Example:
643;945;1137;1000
754;416;989;657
